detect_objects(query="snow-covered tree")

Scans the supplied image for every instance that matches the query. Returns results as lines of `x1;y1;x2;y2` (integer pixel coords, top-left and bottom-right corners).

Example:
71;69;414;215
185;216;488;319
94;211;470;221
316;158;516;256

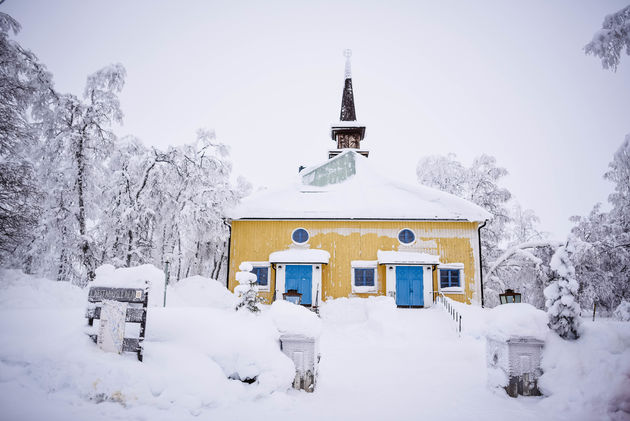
585;5;630;71
234;262;261;313
570;136;630;313
0;13;52;263
28;64;126;286
418;153;511;264
544;241;581;340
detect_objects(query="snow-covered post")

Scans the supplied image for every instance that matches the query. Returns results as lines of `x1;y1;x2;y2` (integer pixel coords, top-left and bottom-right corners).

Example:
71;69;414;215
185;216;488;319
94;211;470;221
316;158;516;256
235;262;261;313
544;241;581;340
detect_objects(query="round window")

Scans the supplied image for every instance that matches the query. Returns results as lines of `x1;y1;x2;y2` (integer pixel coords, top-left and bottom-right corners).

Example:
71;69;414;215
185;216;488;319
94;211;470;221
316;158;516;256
398;229;415;244
292;228;309;244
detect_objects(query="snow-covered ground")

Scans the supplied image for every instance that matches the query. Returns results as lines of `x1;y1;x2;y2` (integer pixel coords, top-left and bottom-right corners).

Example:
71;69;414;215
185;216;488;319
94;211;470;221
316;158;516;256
0;269;628;421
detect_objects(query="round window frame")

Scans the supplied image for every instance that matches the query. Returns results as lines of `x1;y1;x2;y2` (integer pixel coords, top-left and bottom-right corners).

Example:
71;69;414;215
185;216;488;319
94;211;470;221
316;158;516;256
398;228;416;245
291;228;310;244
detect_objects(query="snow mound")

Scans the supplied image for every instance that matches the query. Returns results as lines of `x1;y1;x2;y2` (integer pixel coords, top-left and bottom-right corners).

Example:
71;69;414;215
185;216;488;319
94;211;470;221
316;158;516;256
93;264;165;307
539;319;630;419
268;300;322;337
0;268;86;309
613;300;630;322
166;275;237;309
485;303;549;341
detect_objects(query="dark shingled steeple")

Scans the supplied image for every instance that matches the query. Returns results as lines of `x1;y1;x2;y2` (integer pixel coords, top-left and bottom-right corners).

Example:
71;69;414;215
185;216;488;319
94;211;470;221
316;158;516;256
340;78;357;121
329;49;367;159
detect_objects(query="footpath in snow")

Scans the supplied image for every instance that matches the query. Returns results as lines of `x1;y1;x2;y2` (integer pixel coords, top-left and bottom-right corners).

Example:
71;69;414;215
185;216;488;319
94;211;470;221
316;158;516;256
0;269;628;421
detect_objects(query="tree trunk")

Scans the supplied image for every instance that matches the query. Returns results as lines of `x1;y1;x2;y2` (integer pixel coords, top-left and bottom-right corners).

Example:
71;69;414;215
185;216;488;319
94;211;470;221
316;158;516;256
75;132;94;284
126;229;133;267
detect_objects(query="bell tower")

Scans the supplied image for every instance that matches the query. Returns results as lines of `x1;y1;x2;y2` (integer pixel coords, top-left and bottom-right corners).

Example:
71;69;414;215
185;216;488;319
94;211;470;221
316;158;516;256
329;49;368;159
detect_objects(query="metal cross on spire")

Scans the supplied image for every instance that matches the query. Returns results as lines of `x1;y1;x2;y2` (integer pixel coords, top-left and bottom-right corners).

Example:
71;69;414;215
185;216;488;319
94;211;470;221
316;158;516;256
344;49;352;79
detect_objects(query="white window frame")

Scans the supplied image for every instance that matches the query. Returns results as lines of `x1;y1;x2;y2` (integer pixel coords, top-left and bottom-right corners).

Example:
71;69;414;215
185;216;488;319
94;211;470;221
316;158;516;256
351;260;378;294
246;261;271;292
438;263;465;294
291;227;310;245
397;228;416;245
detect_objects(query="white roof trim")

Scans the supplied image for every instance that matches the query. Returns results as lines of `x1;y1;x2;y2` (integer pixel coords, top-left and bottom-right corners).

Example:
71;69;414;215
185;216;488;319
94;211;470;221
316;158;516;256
269;249;330;264
377;250;440;265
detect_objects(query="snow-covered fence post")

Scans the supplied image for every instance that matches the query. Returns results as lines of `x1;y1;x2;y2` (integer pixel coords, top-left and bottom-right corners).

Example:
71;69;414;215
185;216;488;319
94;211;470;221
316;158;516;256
544;241;581;340
235;262;261;313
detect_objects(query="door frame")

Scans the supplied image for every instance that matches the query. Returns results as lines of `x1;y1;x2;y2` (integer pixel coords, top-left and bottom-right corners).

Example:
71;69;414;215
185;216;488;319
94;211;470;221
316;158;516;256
274;263;323;307
384;264;434;308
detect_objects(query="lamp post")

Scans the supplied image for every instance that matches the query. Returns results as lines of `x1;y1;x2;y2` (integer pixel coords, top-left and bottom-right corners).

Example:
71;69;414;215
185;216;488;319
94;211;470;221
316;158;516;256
499;289;522;304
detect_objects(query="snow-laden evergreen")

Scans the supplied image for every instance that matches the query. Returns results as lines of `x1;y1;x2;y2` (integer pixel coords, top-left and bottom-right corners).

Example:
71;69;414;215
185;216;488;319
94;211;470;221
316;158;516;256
544;242;581;340
235;262;262;313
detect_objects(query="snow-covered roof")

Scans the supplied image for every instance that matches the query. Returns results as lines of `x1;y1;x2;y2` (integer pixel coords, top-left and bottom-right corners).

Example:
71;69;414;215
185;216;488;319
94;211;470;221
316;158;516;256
269;249;331;264
377;250;440;265
228;150;491;222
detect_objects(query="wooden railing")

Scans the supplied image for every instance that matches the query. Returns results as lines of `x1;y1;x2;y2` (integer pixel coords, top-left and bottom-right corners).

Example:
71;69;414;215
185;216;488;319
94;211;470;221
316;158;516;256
435;292;462;336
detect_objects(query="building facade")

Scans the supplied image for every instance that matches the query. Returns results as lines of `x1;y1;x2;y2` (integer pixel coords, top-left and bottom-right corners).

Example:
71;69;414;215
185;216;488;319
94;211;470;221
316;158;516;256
227;52;490;308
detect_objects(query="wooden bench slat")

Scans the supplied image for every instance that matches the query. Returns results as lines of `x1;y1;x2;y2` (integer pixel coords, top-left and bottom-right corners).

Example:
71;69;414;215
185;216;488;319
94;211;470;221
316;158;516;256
88;335;142;352
88;287;147;303
86;306;145;323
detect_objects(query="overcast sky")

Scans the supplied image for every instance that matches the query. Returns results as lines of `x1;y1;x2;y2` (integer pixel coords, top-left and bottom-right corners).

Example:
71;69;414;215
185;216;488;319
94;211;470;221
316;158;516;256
4;0;630;239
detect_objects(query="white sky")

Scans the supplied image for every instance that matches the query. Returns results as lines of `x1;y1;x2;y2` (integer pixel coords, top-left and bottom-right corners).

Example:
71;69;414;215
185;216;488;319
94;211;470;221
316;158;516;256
5;0;630;239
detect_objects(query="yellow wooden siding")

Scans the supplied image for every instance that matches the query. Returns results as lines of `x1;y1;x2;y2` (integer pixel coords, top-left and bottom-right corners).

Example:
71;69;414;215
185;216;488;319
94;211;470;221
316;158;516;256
229;220;479;305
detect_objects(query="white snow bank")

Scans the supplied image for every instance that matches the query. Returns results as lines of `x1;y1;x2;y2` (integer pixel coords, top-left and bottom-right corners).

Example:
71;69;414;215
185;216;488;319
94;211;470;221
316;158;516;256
166;275;237;309
268;300;322;338
0;271;295;418
0;269;86;308
92;264;165;307
269;249;330;264
485;303;549;341
613;300;630;322
538;319;630;420
377;250;440;265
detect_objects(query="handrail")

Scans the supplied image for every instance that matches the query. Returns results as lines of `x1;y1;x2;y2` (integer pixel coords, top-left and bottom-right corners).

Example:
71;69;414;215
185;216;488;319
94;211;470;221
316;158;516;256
435;291;462;336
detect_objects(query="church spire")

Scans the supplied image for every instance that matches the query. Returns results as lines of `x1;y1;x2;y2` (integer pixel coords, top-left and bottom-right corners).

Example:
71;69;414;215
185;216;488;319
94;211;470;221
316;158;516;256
340;49;356;121
329;49;368;159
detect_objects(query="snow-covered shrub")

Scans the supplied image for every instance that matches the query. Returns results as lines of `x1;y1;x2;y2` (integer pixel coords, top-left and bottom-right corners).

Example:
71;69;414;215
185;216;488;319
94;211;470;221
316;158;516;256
235;262;261;313
544;243;581;340
613;300;630;321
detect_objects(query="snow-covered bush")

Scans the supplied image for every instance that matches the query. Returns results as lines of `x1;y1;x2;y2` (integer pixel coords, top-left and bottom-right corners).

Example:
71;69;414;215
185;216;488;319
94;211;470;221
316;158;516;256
544;243;581;340
613;300;630;321
235;262;261;313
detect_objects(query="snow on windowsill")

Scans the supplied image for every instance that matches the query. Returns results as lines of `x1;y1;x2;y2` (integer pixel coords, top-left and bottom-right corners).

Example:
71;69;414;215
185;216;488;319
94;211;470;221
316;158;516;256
440;287;465;294
352;286;378;294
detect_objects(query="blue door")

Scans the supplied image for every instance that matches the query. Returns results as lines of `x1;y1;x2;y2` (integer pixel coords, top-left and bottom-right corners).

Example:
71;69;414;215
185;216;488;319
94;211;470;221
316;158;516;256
395;266;423;307
285;265;313;305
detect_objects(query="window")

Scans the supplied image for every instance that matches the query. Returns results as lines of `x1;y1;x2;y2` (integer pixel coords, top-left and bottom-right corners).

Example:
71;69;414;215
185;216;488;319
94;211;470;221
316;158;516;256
252;267;268;286
354;268;375;287
398;228;415;244
351;261;378;293
292;228;309;244
440;269;459;288
247;262;271;291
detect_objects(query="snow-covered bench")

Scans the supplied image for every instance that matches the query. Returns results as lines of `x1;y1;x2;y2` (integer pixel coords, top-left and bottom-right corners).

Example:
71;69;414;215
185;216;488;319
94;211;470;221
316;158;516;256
85;284;149;361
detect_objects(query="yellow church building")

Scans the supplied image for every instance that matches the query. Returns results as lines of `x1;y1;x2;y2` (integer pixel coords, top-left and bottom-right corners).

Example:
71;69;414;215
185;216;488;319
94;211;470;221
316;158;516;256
227;52;490;308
